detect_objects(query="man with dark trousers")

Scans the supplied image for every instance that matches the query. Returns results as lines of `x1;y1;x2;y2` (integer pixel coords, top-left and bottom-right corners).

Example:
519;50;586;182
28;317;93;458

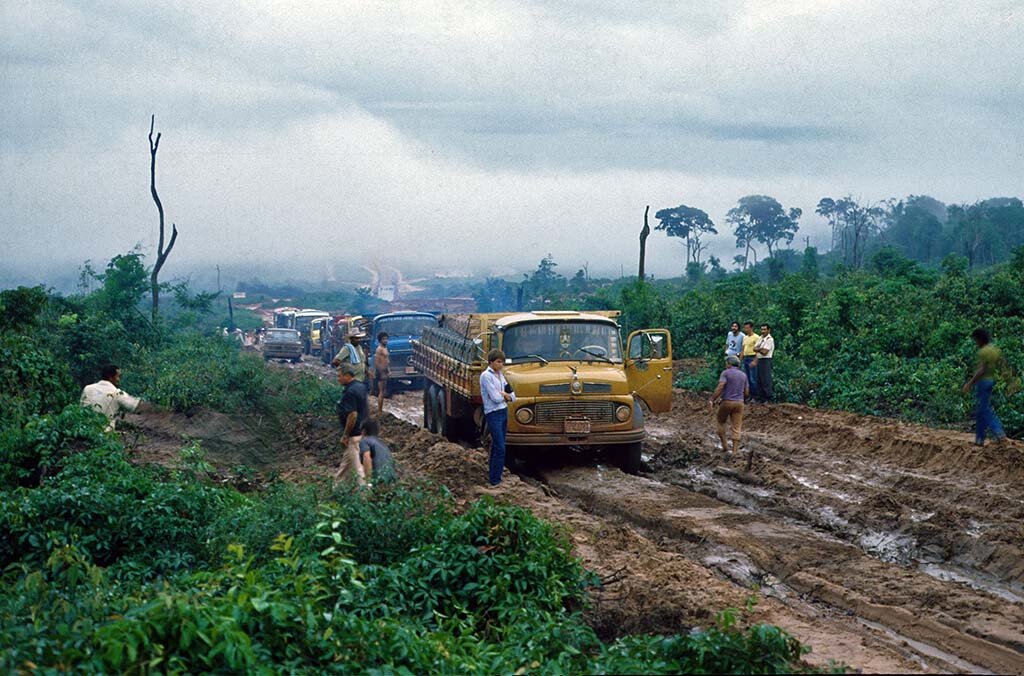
480;349;515;486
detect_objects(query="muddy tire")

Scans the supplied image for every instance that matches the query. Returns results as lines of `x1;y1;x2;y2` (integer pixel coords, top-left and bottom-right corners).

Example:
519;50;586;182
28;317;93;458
612;442;643;474
437;388;449;439
423;385;436;432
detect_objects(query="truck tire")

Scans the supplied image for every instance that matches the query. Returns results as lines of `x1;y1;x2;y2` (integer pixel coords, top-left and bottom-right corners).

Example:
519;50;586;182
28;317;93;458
423;385;435;432
612;442;643;475
432;387;445;437
437;388;448;439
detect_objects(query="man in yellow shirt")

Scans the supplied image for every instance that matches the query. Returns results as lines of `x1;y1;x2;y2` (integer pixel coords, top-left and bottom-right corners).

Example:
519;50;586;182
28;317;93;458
961;328;1007;446
741;322;760;402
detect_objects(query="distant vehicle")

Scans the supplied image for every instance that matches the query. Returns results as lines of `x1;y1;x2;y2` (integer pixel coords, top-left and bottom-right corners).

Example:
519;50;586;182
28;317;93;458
309;317;331;357
274;310;296;329
262;328;303;363
411;311;673;472
294;309;330;354
368;311;438;392
320;315;370;365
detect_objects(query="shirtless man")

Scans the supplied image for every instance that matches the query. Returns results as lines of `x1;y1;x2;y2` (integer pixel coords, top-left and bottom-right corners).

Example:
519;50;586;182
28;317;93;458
373;332;390;417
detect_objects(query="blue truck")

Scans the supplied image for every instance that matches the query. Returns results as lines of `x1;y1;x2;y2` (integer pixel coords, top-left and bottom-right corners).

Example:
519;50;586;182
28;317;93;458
367;311;438;393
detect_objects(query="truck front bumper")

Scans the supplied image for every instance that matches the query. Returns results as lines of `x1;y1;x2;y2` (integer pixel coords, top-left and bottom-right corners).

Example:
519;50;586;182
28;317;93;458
505;428;645;447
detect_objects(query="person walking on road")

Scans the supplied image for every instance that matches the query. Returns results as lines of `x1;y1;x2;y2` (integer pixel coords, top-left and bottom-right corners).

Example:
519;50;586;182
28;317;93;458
725;322;743;359
80;364;153;431
962;328;1009;447
332;332;367;383
709;355;749;461
754;324;775;403
358;419;396;486
480;349;515;486
373;332;390;417
741;322;760;402
335;364;370;485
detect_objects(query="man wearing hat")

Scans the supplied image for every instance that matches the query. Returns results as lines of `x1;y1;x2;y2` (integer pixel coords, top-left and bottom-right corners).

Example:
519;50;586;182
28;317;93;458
709;355;749;461
332;330;367;383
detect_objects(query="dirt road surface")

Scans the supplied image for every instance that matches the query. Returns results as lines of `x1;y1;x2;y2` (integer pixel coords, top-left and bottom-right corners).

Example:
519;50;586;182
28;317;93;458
127;357;1024;673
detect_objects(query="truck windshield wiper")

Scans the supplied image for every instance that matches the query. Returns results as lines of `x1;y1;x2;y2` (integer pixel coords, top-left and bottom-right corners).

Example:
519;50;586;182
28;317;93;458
509;354;549;365
577;348;612;363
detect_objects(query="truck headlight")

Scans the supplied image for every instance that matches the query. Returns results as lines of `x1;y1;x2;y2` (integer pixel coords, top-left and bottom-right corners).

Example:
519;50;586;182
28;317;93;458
615;405;631;422
515;407;534;424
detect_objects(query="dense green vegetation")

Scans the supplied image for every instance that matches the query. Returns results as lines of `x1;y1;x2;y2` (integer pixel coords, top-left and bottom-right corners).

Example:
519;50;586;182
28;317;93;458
0;255;823;672
610;247;1024;436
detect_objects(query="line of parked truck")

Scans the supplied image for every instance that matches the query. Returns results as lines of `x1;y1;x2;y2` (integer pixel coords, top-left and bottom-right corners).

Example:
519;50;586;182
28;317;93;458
267;306;674;472
269;308;439;391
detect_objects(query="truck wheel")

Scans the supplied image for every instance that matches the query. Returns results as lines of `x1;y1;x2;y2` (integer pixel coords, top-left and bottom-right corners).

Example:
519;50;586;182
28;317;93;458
437;389;448;439
432;387;445;437
613;442;644;474
423;386;435;431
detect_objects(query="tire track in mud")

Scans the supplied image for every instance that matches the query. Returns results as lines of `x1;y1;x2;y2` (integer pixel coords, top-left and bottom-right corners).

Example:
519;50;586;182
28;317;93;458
646;392;1024;598
539;466;1024;674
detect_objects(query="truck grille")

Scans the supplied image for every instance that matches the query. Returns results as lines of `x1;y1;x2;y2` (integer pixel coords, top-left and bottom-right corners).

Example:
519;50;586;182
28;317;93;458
535;401;615;425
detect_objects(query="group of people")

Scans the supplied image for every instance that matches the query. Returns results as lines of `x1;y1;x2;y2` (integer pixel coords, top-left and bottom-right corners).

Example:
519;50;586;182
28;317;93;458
331;330;396;486
709;324;1013;468
709;322;775;468
330;330;390;418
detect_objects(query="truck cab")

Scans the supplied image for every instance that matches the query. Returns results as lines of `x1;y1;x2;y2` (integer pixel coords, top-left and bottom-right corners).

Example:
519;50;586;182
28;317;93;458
369;311;438;391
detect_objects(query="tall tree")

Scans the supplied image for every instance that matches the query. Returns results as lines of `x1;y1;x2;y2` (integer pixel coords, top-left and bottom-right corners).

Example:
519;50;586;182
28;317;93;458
654;204;717;265
726;195;800;269
148;115;179;323
816;195;883;268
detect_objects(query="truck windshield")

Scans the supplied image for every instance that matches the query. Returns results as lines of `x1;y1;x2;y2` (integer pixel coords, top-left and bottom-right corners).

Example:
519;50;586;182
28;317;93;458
502;321;622;363
376;315;436;337
266;329;299;342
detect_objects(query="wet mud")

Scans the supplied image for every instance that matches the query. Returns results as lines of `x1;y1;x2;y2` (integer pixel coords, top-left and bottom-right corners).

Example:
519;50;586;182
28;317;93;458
125;364;1024;673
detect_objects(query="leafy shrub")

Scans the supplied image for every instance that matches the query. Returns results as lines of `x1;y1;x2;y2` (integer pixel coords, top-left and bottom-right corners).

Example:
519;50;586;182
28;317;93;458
0;333;75;426
125;334;267;413
0;405;111;488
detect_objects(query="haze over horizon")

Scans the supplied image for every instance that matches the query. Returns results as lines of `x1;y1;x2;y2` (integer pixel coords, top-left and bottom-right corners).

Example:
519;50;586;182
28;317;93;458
3;1;1022;287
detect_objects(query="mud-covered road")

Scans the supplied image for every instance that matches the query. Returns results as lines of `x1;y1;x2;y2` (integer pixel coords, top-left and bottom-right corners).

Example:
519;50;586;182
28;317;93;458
132;356;1024;673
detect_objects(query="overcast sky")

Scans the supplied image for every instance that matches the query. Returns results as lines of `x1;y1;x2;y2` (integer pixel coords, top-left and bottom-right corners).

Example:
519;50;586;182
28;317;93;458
2;0;1022;285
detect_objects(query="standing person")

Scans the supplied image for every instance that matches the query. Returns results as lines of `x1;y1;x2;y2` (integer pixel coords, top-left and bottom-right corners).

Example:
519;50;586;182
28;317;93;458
962;328;1008;446
725;322;743;358
741;322;760;402
480;349;515;486
332;332;367;383
335;364;370;485
709;355;749;460
358;419;396;485
755;324;776;403
80;364;152;431
373;332;391;417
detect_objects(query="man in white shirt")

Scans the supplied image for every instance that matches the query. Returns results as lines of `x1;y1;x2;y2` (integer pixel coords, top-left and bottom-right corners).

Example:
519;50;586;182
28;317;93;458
725;322;743;357
80;364;150;431
754;325;776;403
480;348;515;486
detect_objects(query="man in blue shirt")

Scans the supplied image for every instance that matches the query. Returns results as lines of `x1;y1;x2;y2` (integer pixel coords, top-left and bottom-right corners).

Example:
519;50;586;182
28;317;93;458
480;348;515;486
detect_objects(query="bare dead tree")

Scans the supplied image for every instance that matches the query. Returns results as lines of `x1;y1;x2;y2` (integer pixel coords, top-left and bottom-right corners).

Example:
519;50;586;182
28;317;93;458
148;114;179;323
638;205;651;280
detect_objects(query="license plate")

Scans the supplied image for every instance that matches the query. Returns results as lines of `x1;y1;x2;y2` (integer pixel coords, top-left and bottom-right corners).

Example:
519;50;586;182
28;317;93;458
564;420;591;435
405;366;416;374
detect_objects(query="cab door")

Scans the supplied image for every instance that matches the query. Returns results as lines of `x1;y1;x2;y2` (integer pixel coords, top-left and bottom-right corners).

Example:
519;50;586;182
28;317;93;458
625;329;673;412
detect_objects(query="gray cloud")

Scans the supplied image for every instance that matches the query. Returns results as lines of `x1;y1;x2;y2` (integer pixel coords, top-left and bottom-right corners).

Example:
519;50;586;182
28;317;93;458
1;0;1022;284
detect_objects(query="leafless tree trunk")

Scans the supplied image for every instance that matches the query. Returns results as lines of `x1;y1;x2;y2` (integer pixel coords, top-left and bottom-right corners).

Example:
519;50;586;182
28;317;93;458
638;205;651;280
149;114;178;323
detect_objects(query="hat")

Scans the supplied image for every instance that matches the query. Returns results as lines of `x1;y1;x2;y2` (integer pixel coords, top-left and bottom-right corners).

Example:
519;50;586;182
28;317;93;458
726;355;741;366
349;331;366;339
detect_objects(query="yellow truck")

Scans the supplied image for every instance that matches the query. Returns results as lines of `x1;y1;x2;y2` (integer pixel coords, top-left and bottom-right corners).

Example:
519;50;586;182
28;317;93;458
410;310;673;472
